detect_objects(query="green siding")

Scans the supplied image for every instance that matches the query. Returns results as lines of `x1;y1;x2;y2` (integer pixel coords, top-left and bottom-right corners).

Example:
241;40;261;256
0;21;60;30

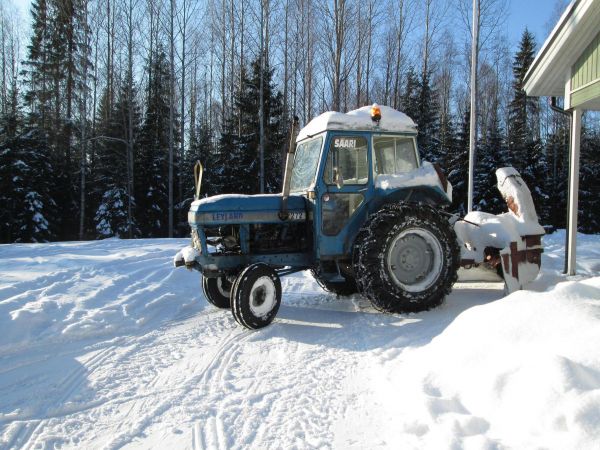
571;30;600;91
571;79;600;108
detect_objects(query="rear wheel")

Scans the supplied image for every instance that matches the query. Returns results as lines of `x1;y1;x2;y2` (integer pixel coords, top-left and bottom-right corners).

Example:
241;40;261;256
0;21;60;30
310;268;358;296
202;275;232;309
354;203;460;313
231;263;282;329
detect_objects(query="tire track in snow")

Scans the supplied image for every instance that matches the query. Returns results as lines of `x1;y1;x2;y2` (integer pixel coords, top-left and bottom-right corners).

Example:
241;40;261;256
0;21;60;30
5;307;220;449
7;343;120;450
104;327;252;450
191;329;255;450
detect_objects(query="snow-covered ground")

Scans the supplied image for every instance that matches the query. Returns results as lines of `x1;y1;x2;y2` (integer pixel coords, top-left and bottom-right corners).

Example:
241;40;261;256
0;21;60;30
1;231;599;449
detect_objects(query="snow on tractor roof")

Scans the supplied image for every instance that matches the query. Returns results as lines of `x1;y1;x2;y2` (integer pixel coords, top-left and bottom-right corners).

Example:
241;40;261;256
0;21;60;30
297;105;417;141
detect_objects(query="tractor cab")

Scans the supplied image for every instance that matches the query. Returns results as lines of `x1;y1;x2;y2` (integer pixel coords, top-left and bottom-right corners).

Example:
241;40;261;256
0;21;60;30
287;105;451;263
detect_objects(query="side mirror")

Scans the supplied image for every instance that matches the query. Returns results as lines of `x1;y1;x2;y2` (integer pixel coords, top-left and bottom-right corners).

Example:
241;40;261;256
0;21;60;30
333;167;344;189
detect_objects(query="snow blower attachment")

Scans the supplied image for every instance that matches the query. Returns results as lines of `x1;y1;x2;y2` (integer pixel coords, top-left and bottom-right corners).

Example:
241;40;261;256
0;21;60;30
175;104;544;329
454;168;544;293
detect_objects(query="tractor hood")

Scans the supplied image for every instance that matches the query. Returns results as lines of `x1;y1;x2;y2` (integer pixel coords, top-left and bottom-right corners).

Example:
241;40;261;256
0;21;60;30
188;193;308;225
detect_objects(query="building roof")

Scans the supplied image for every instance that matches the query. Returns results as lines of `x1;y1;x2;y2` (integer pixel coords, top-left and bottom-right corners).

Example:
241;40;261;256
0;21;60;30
297;105;417;142
524;0;600;98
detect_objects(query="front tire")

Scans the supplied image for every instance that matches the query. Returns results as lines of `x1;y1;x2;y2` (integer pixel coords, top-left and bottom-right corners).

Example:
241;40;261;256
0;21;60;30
231;263;282;329
202;275;232;309
355;203;460;313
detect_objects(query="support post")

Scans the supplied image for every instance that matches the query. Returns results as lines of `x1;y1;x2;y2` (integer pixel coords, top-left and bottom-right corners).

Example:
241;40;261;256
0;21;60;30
467;0;479;213
567;108;582;276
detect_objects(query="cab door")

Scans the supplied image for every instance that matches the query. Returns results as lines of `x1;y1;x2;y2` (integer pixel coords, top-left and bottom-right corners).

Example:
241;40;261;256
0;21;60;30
315;132;373;258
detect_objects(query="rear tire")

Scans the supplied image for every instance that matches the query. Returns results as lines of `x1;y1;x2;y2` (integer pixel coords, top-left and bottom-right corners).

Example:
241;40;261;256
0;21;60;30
202;275;232;309
231;264;282;329
310;268;358;296
354;203;460;313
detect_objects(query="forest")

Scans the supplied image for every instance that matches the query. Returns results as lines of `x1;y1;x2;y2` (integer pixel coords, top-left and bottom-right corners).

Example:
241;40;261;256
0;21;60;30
0;0;599;243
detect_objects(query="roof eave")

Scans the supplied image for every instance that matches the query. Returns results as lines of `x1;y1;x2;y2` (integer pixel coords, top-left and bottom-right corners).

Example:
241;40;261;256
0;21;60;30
524;0;600;97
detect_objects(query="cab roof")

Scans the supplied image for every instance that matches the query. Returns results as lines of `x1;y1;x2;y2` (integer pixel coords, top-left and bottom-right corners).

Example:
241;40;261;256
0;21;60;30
297;105;418;142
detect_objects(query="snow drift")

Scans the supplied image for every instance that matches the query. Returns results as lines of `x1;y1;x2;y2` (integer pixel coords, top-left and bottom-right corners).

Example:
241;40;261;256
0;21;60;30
1;232;599;449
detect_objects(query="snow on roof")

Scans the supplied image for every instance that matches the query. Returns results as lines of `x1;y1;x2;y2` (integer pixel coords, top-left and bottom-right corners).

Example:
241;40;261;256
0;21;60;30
297;105;417;142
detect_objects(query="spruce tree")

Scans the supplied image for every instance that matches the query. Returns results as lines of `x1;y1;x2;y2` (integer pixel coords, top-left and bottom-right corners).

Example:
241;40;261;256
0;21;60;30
21;0;91;241
213;58;286;195
545;127;569;229
508;29;538;171
136;49;177;237
474;111;508;214
93;77;141;238
578;126;600;233
0;128;56;242
400;67;419;121
447;108;470;214
416;70;439;162
507;29;548;223
436;106;456;171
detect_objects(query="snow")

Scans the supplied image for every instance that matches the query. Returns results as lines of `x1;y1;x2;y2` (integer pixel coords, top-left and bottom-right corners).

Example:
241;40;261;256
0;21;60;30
297;105;417;141
174;245;201;264
1;232;599;449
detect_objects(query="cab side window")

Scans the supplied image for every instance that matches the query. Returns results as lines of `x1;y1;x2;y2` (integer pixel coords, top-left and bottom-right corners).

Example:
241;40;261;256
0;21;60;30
323;136;368;185
373;137;418;174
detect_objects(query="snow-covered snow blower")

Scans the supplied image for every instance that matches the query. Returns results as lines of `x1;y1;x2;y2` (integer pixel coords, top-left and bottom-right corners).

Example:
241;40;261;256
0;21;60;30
175;105;544;329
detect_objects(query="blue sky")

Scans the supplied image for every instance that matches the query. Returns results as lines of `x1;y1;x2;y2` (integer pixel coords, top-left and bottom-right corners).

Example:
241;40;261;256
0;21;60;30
12;0;565;51
504;0;566;48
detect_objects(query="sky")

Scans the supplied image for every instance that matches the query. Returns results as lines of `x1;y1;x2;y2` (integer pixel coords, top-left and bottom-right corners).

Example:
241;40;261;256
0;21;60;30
504;0;568;48
10;0;566;51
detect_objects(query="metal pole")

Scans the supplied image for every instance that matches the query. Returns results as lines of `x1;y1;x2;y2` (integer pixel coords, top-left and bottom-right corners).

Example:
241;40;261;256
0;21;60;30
468;0;479;213
567;108;582;276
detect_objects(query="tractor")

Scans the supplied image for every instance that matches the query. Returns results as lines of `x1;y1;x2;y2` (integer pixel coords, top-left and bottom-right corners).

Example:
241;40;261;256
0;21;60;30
175;104;544;329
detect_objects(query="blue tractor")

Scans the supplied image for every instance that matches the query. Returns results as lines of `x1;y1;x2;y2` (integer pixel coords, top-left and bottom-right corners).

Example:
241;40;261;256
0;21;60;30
175;105;461;329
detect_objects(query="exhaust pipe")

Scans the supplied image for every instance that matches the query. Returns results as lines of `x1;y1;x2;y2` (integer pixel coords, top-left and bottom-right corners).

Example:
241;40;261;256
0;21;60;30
194;160;204;200
279;116;300;220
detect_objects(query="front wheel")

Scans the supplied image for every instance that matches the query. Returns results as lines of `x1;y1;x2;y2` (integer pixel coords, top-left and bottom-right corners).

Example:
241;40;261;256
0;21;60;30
231;263;282;329
202;275;232;309
354;203;460;313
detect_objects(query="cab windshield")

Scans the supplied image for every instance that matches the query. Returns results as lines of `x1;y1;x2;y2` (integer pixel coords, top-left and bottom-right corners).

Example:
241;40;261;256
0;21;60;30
290;137;323;192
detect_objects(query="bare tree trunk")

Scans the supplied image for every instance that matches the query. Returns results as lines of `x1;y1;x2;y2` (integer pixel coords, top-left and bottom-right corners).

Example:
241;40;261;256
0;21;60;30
126;0;137;238
79;0;90;240
106;0;113;116
229;0;235;122
365;0;374;105
258;0;267;193
179;0;189;226
422;0;431;81
220;0;226;129
283;0;289;126
238;0;245;137
168;0;176;237
393;0;406;108
355;2;362;108
1;7;6;115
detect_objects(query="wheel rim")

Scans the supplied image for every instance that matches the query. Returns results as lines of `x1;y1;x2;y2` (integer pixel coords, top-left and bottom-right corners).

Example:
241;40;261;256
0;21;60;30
249;276;277;318
216;277;231;298
386;228;443;293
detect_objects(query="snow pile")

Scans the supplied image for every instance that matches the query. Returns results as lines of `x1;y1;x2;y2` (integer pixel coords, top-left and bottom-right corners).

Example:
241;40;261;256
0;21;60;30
339;274;600;449
297;105;417;141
